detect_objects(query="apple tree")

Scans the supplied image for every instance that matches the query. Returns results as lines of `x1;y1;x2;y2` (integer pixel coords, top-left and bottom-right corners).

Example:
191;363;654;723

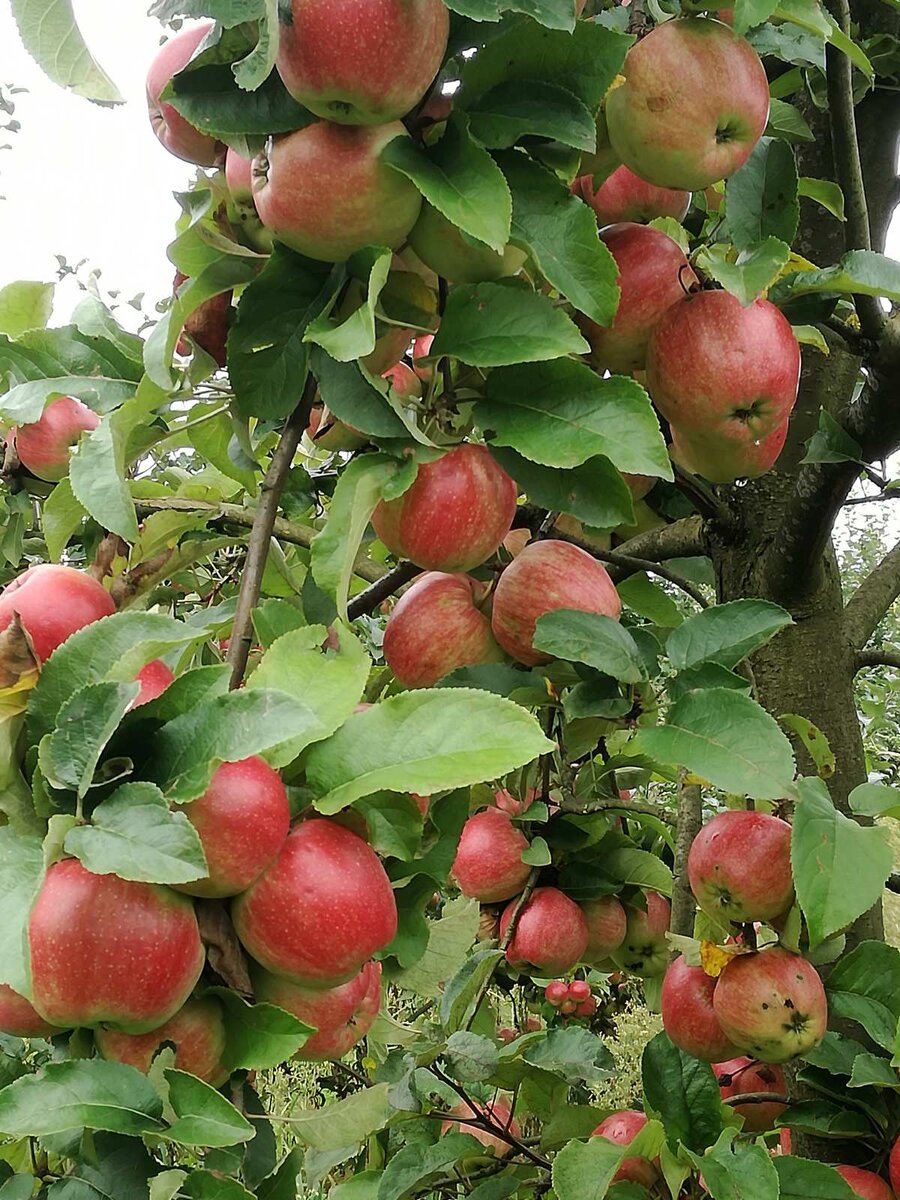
1;0;900;1196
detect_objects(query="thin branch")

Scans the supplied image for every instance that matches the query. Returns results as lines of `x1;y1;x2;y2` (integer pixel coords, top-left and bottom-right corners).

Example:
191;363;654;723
721;1092;790;1108
844;537;900;650
558;794;675;824
226;378;317;688
346;561;420;620
844;490;900;506
856;647;900;671
551;528;709;608
669;770;703;940
672;463;733;527
465;868;541;1030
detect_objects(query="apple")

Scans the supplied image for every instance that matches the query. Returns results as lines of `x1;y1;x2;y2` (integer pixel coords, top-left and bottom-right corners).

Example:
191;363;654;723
714;1057;787;1132
0;984;60;1038
569;980;591;1002
581;895;628;964
835;1167;896;1200
0;564;115;663
408;203;526;284
606;18;769;190
572;166;691;226
132;660;175;709
579;223;697;374
253;960;381;1061
252;122;422;263
611;892;671;978
890;1136;900;1197
500;887;589;975
95;997;228;1086
669;415;790;483
592;1110;659;1189
224;149;273;253
174;272;231;367
14;396;100;482
441;1099;521;1157
233;818;398;987
688;809;794;924
29;859;204;1033
661;956;737;1061
713;947;827;1063
545;980;570;1006
451;808;532;903
276;0;449;126
383;572;504;688
412;333;435;381
146;22;225;166
372;444;517;572
491;539;621;667
364;324;414;375
173;757;290;899
383;361;422;399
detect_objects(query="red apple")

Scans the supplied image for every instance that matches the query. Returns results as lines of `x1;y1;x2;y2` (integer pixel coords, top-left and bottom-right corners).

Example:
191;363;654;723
611;892;671;978
491;540;621;667
714;1056;787;1133
713;947;827;1063
0;984;60;1038
890;1136;900;1197
372;444;517;572
669;415;790;483
592;1110;659;1189
173;757;290;899
383;361;422;399
132;660;175;709
252;122;422;263
412;333;435;381
146;22;225;166
545;980;570;1006
688;809;794;924
95;997;228;1086
0;564;115;663
441;1099;521;1157
579;223;697;374
383;572;504;688
451;808;532;903
661;956;737;1061
174;272;231;367
276;0;449;125
14;396;100;482
253;960;381;1061
500;887;589;975
364;323;414;375
835;1166;896;1200
232;818;397;987
29;860;204;1032
581;895;627;964
408;203;526;284
572;166;691;226
568;980;591;1002
224;148;273;253
606;18;769;190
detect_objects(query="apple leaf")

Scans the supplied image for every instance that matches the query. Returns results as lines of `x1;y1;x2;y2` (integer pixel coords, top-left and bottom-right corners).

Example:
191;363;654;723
778;713;835;778
209;989;313;1072
392;896;481;1000
725;138;799;252
69;414;140;543
0;828;43;995
480;360;671;477
42;478;88;564
732;0;781;33
352;793;424;861
310;350;409;440
9;0;122;102
377;1134;487;1200
0;281;54;339
849;781;900;819
685;1131;779;1200
534;611;647;683
642;1033;724;1153
799;177;846;221
618;574;683;628
182;1173;255;1200
824;941;900;1051
524;1026;616;1085
304;249;392;362
633;689;797;801
307;689;554;813
774;1156;857;1199
694;239;793;306
430;282;587;366
489;448;635;528
468;81;595;151
791;778;893;948
38;681;139;798
771;249;900;305
288;1083;394;1151
666;600;793;672
164;1070;254;1147
0;1060;164;1137
552;1136;627;1200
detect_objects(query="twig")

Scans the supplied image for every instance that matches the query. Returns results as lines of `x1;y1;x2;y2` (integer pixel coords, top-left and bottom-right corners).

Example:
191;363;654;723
558;794;675;824
844;490;900;506
672;463;732;528
465;868;541;1030
553;529;709;608
430;1069;551;1170
226;377;317;688
669;769;703;940
721;1092;790;1108
347;560;420;620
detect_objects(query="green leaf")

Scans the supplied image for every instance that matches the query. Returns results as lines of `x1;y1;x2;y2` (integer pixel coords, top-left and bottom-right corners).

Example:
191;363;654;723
603;847;674;895
382;113;511;252
0;829;43;995
771;249;900;305
445;1032;500;1082
354;794;424;861
393;897;481;1000
211;989;312;1071
523;1026;615;1085
792;779;892;948
799;177;845;221
0;281;54;338
377;1134;487;1200
779;714;835;778
479;360;671;477
848;1052;900;1090
849;782;900;819
439;948;505;1032
288;1083;393;1151
666;600;793;671
305;250;392;362
468;81;595;151
618;574;683;628
733;0;780;32
9;0;123;101
634;689;797;801
773;0;873;76
149;1170;187;1200
825;941;900;1051
696;238;793;306
687;1131;779;1200
63;783;208;886
430;281;588;366
552;1137;626;1200
69;416;139;542
725;138;799;252
642;1033;724;1153
311;350;409;440
801;408;862;465
39;681;137;798
0;1178;39;1200
182;1173;254;1200
774;1156;856;1199
765;98;815;142
533;611;646;683
42;478;88;563
0;1060;164;1137
521;835;552;866
307;689;553;813
164;1070;254;1147
489;448;635;528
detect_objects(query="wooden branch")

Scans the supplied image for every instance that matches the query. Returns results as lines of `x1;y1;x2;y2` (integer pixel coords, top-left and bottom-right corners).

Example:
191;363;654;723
856;647;900;672
558;794;675;824
844;490;900;506
465;868;540;1030
613;514;708;563
669;770;703;940
346;561;419;621
721;1092;790;1108
551;529;709;608
844;538;900;651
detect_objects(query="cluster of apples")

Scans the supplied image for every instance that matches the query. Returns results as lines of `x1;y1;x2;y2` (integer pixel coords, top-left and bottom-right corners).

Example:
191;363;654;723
0;564;398;1077
544;977;597;1018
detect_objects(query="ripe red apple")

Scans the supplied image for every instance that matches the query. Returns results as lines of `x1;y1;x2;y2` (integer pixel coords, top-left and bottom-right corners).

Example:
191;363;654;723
572;166;691;226
545;980;569;1006
606;18;769;190
669;414;789;483
253;960;381;1061
253;122;422;263
580;223;697;374
441;1099;521;1157
29;859;204;1032
713;947;827;1063
146;22;225;166
224;149;273;253
0;564;115;663
372;444;517;572
382;572;504;688
581;895;627;964
890;1136;900;1197
661;956;737;1061
276;0;449;125
592;1110;659;1189
835;1166;896;1200
95;997;228;1085
0;984;60;1038
14;396;100;482
233;818;397;987
383;361;422;399
611;892;671;978
500;887;589;975
408;203;526;284
451;808;532;903
173;757;290;899
132;660;175;709
491;540;621;667
714;1057;787;1133
688;809;794;924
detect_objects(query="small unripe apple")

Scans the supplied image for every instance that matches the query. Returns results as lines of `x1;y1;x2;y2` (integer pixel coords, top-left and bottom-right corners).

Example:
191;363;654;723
146;22;225;166
95;997;228;1086
611;892;670;978
408;203;526;284
835;1166;895;1200
545;980;570;1007
14;396;100;482
713;947;827;1063
581;895;628;964
568;979;591;1003
132;660;175;709
174;272;231;367
592;1110;658;1189
0;983;60;1038
572;166;690;226
688;809;794;924
661;956;737;1061
0;564;115;663
452;808;532;903
253;960;381;1061
441;1099;521;1157
714;1057;787;1132
500;887;589;975
575;996;597;1018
